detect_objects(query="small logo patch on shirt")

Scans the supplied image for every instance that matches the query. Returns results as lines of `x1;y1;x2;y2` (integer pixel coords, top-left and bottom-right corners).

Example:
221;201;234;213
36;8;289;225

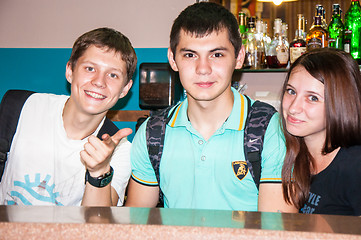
232;161;248;181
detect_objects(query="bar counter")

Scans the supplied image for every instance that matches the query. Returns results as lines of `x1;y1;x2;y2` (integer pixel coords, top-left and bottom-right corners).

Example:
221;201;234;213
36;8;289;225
0;206;361;239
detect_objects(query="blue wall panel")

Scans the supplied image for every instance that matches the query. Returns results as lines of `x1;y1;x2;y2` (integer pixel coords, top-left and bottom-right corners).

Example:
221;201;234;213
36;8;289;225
0;47;169;141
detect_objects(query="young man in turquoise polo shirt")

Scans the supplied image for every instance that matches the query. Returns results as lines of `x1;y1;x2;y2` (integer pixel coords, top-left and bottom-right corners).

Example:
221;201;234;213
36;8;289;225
126;2;297;212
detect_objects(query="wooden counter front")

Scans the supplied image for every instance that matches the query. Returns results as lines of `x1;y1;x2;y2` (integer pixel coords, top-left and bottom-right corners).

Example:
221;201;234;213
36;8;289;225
0;206;361;239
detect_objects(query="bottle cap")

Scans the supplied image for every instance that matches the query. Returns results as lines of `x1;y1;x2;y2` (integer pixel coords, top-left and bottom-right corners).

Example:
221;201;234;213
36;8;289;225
247;16;256;28
332;4;341;14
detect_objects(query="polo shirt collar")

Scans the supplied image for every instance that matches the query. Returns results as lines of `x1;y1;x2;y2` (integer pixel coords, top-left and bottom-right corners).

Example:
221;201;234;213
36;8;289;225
167;87;248;131
224;87;248;131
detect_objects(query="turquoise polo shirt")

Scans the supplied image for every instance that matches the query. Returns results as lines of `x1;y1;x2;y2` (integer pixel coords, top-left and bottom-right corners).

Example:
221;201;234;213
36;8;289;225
131;87;285;211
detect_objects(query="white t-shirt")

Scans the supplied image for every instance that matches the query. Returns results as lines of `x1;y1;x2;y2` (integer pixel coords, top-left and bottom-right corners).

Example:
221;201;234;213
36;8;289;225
0;93;131;206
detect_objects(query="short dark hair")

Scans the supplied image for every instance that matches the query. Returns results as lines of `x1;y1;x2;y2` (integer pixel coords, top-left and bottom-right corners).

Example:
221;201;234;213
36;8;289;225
169;2;242;58
68;27;137;83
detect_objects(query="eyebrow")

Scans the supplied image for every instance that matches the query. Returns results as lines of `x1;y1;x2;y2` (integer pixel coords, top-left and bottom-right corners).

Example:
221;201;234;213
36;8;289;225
286;83;324;98
80;60;124;73
179;47;229;53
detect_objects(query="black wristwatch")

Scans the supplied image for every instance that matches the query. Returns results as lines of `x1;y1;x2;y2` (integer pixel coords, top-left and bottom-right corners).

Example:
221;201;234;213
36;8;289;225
85;166;114;188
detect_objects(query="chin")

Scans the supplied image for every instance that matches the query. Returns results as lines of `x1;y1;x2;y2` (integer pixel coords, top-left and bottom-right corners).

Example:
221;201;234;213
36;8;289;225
285;126;305;138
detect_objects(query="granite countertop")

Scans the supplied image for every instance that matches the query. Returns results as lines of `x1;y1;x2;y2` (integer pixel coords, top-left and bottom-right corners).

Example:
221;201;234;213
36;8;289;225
1;206;361;239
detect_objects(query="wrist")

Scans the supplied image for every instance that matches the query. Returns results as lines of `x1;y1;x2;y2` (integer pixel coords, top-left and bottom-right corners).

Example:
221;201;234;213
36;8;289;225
85;166;114;188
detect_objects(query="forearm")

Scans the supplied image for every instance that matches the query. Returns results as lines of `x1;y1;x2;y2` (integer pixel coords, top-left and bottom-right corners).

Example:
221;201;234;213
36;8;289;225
81;184;118;206
258;183;298;213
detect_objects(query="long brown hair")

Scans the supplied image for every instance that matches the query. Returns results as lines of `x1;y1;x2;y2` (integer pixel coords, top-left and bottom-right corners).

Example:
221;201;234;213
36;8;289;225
280;48;361;208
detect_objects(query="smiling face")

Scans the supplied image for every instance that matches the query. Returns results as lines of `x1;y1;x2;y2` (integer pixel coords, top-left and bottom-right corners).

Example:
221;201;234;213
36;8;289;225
282;66;326;143
66;45;132;117
168;28;244;104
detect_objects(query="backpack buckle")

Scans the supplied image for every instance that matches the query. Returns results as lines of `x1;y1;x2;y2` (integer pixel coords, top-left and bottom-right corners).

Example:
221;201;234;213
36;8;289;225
0;151;7;163
0;138;9;163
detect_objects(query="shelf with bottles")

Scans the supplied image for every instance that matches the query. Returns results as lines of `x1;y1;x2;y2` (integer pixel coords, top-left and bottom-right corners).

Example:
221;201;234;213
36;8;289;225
238;0;361;68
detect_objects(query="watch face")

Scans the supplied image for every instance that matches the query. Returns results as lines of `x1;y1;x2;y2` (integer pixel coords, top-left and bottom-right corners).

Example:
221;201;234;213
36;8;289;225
100;177;112;187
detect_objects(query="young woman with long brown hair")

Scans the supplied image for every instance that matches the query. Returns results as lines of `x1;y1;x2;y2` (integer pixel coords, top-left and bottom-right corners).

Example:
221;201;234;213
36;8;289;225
281;48;361;215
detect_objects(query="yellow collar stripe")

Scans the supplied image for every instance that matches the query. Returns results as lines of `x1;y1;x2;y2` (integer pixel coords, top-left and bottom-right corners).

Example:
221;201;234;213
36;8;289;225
170;102;183;127
238;94;245;130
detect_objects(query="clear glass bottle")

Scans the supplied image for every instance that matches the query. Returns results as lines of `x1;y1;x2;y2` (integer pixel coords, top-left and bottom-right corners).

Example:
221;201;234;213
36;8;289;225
262;22;272;67
281;23;290;47
254;19;266;69
344;0;361;64
290;14;307;64
266;18;289;68
306;16;328;51
243;17;256;69
328;4;344;50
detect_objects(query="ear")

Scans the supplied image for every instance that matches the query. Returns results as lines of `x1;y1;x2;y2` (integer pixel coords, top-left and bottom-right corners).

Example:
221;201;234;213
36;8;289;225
167;48;179;72
65;62;73;84
119;80;133;99
235;45;245;70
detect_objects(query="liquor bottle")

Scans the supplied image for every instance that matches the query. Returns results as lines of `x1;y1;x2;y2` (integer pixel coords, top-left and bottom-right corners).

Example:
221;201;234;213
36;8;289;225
266;18;289;68
310;5;327;30
243;17;256;69
344;0;361;64
281;23;290;47
290;14;307;64
321;5;328;29
254;19;266;69
262;22;272;67
262;22;272;47
328;4;344;50
238;12;247;35
306;16;328;51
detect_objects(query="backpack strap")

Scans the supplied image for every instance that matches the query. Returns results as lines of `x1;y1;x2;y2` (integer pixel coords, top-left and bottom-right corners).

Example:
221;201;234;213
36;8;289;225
97;117;119;140
0;90;35;181
243;95;277;190
146;104;180;207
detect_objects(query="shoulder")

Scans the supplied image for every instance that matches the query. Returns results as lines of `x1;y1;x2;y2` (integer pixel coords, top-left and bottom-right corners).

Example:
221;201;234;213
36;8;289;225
131;117;149;152
337;146;361;165
332;146;361;180
342;145;361;154
24;93;68;108
20;93;68;118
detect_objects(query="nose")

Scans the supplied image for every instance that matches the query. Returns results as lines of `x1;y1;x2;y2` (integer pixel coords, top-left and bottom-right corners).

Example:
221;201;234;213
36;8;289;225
91;73;106;88
195;57;211;75
288;96;303;115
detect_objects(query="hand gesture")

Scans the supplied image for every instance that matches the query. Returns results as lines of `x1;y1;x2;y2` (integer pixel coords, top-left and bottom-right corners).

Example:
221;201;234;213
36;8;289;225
80;128;132;177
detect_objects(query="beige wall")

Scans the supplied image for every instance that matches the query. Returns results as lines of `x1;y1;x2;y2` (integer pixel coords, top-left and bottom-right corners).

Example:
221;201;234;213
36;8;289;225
0;0;195;48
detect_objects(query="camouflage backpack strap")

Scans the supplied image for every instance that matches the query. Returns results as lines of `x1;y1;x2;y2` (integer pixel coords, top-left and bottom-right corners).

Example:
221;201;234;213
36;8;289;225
243;95;277;190
146;103;180;207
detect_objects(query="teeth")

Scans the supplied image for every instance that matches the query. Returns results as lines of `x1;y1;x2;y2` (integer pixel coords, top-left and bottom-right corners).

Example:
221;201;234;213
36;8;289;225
85;91;105;99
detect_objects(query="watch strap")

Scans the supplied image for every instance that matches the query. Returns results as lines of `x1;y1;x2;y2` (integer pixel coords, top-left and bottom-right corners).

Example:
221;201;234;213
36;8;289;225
85;166;114;188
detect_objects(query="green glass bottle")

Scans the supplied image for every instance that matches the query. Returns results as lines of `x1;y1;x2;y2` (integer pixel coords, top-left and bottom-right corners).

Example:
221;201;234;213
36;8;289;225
328;4;344;50
238;12;247;47
344;0;361;64
238;12;247;35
